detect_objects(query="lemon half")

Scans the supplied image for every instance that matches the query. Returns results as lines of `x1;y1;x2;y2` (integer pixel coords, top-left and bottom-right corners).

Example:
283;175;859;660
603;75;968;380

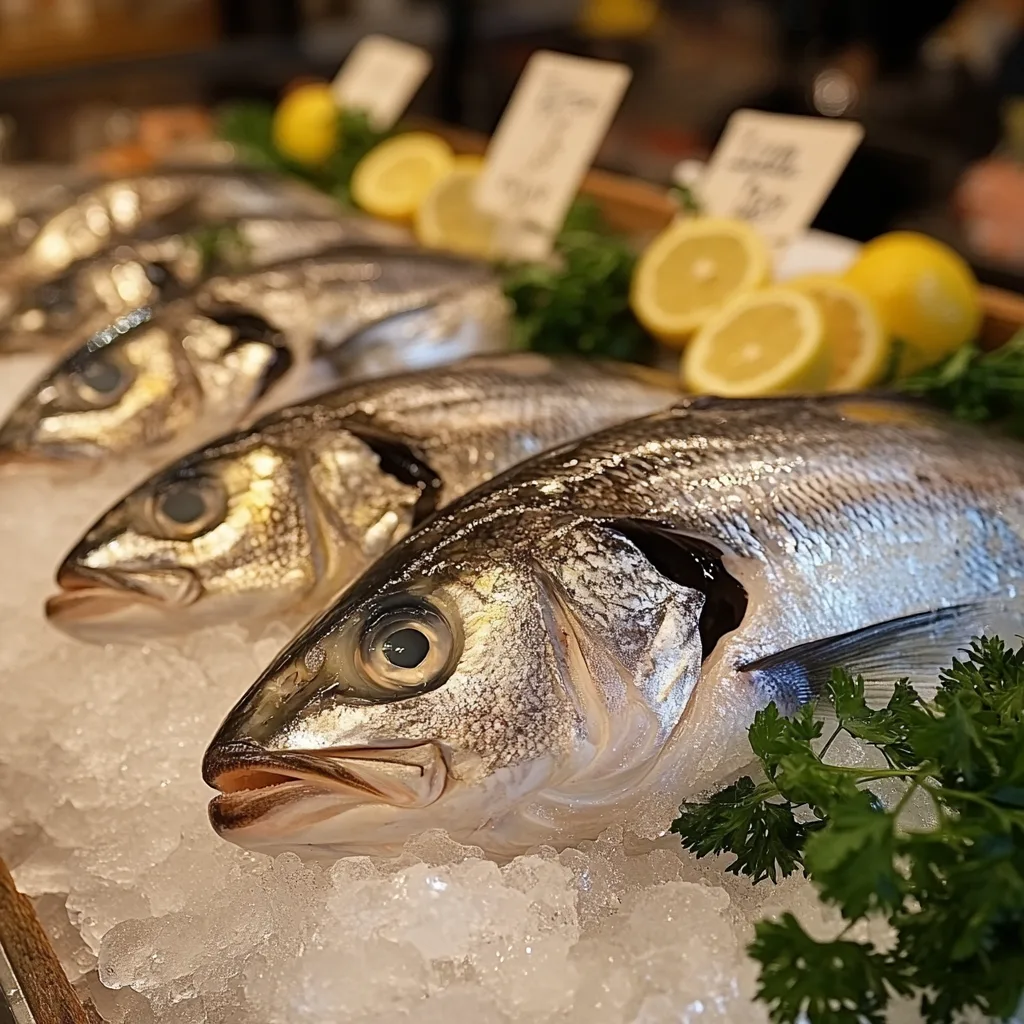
414;156;499;259
631;217;771;347
351;132;455;221
788;274;888;392
682;286;827;397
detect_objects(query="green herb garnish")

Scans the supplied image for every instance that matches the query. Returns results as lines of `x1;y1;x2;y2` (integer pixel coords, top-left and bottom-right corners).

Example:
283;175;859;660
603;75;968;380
216;101;391;207
501;198;656;364
898;329;1024;435
672;637;1024;1024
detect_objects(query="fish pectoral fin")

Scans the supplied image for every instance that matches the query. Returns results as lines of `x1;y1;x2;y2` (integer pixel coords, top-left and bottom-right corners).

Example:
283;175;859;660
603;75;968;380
738;597;1024;709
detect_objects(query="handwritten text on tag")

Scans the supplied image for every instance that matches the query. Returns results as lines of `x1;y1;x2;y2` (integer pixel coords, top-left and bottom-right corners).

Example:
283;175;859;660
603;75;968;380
331;35;432;131
474;51;631;257
699;110;864;245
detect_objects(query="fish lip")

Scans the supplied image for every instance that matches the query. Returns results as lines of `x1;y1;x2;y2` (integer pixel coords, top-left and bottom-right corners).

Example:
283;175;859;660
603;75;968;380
46;564;203;622
204;739;449;832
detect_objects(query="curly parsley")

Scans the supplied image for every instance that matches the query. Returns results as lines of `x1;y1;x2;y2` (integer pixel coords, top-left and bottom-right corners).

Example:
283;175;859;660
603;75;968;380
672;637;1024;1024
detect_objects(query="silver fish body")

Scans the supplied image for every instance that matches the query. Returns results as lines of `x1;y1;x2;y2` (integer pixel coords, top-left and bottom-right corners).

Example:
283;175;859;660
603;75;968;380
5;168;342;287
0;246;511;467
0;165;96;260
46;354;681;638
0;216;410;354
203;397;1024;858
194;245;511;374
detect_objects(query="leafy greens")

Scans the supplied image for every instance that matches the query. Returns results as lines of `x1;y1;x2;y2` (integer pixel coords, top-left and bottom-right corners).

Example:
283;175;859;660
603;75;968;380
672;637;1024;1024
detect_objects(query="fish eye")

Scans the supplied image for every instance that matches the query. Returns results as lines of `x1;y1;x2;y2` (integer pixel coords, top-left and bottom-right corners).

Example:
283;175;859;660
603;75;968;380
68;356;133;407
150;477;227;540
357;602;456;694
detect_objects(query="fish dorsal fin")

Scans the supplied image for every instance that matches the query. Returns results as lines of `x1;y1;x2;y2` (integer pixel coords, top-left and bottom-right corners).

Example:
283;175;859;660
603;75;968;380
739;598;1024;708
609;519;748;661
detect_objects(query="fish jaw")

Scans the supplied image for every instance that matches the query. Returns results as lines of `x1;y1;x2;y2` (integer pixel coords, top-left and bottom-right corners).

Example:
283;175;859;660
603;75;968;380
204;740;452;855
46;563;205;640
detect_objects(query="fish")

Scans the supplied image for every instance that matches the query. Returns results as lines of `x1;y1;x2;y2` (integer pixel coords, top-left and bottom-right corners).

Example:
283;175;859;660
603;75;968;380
191;245;509;376
0;216;410;354
202;396;1024;859
46;353;681;639
0;304;292;466
0;164;96;261
0;247;511;467
0;167;343;302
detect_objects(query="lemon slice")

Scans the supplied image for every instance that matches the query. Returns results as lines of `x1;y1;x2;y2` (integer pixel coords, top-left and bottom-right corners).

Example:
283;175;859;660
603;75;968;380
787;274;889;392
414;156;499;258
682;286;828;397
351;132;455;221
631;217;771;347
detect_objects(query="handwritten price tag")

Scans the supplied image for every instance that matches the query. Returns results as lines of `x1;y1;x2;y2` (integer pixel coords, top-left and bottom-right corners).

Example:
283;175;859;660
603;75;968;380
699;110;864;246
474;51;631;258
331;35;432;131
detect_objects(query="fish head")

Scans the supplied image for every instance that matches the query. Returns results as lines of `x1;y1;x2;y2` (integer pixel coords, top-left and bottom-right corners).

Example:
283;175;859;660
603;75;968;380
0;304;293;465
46;420;428;639
203;508;746;858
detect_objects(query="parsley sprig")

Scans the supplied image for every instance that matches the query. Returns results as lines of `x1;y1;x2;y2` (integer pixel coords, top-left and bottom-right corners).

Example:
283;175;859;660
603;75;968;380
217;101;390;206
502;199;656;364
898;330;1024;436
672;637;1024;1024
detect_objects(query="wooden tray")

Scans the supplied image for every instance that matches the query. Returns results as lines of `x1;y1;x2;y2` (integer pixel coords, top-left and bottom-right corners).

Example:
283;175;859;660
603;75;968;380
0;856;89;1023
424;120;1024;349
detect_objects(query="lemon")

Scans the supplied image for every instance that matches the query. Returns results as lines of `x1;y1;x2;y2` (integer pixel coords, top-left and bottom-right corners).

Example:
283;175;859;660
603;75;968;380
271;83;339;167
682;286;828;397
787;274;889;391
844;231;981;375
414;156;499;258
631;217;771;347
350;132;455;221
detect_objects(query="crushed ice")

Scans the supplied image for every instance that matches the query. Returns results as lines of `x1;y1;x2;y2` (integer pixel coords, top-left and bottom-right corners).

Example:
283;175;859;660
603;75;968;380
0;358;934;1023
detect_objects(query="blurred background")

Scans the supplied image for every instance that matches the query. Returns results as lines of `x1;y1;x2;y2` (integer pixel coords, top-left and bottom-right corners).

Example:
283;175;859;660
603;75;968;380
2;0;1024;288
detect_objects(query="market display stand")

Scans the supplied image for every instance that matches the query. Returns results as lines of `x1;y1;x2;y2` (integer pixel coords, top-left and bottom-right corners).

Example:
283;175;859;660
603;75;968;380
0;856;89;1023
3;138;1024;1021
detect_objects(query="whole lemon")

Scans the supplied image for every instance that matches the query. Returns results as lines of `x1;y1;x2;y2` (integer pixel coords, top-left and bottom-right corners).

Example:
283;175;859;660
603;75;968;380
272;83;339;166
844;231;981;375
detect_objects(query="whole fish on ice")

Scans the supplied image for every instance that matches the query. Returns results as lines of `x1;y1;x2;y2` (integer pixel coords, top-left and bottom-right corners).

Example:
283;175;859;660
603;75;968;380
0;216;408;354
2;167;342;286
47;354;681;638
204;397;1024;858
0;248;510;466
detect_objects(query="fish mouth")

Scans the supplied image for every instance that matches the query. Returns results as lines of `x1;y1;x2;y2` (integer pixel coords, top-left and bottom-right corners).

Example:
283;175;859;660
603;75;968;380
204;740;449;834
46;564;204;627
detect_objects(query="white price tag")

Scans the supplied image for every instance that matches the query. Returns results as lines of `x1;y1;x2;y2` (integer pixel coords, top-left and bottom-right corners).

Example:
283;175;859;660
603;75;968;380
699;110;864;246
331;34;432;131
474;51;631;258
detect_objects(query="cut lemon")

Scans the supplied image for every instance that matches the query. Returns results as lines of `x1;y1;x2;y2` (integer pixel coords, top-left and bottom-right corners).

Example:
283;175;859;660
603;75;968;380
682;287;827;397
844;231;981;376
631;217;771;347
414;156;499;259
350;132;455;221
787;274;889;392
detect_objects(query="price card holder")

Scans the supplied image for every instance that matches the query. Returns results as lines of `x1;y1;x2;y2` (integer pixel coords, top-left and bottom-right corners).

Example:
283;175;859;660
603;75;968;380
474;51;632;259
699;110;864;247
331;34;433;131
